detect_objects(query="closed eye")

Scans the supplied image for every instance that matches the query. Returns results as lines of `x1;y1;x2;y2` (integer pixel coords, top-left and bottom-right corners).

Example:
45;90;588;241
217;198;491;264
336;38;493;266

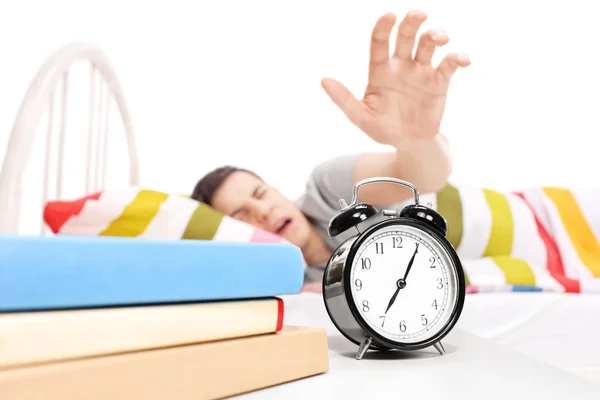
253;185;267;199
231;185;267;218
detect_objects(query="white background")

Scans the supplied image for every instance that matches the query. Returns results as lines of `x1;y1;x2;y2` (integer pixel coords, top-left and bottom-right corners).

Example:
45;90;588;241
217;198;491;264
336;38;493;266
1;0;599;214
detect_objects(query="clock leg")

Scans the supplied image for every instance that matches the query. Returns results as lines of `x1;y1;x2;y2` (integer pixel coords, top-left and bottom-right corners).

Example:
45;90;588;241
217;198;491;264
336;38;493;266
355;336;372;360
433;341;445;355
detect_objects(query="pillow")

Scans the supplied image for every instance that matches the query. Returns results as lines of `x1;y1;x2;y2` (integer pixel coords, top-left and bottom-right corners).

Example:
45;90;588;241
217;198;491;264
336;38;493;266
428;183;578;293
43;184;588;294
43;187;287;245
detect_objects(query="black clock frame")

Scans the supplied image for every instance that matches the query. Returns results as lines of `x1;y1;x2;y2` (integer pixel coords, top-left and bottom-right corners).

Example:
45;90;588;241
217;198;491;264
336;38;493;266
323;215;466;353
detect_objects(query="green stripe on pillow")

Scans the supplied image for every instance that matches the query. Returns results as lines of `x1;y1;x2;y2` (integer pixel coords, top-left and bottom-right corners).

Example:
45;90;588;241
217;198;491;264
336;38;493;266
436;183;463;249
100;190;168;237
182;202;224;240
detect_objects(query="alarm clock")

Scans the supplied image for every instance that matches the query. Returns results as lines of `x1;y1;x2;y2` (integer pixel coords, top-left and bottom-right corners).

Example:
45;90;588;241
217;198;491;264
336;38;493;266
322;177;466;360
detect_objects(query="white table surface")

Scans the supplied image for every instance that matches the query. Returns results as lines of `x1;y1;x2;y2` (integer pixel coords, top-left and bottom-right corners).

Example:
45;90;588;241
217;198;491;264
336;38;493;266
234;293;600;399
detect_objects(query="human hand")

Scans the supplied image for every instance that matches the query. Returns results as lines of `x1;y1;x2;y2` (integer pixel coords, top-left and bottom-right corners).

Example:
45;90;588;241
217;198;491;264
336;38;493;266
321;10;470;147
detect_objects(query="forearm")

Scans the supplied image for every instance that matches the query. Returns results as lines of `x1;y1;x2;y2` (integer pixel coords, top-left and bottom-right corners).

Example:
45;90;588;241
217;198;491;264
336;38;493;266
352;134;452;205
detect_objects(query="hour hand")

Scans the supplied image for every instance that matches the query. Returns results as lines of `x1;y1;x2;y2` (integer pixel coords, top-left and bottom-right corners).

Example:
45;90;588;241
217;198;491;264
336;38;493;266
384;285;401;314
384;277;407;314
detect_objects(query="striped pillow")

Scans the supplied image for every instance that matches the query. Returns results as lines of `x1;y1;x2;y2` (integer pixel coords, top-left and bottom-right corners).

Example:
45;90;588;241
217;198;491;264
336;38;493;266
418;183;584;293
43;187;289;245
519;186;600;293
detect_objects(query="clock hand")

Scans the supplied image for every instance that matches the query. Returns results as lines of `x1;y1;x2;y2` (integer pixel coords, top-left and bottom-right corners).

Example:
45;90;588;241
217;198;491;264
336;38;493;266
384;243;420;315
384;285;400;314
384;243;420;314
384;279;406;314
402;242;419;282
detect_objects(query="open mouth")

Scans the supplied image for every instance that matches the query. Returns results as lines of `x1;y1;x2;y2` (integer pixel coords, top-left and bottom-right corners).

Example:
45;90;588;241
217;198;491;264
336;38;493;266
275;218;293;235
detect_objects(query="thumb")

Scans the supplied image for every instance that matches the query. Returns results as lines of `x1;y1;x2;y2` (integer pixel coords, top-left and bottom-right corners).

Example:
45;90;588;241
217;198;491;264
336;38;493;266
321;77;368;127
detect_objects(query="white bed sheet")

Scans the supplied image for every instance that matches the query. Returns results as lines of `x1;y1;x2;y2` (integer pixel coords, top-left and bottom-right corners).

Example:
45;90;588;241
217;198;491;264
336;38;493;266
282;292;600;382
458;292;600;381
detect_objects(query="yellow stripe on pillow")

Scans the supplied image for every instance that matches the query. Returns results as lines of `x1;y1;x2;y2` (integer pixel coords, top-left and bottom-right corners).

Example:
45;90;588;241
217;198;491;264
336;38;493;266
543;187;600;277
492;256;536;286
100;190;168;237
483;188;513;257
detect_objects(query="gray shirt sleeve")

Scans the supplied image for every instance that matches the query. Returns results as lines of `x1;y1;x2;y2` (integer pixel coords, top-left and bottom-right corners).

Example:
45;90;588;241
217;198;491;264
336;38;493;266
296;153;414;270
295;154;363;256
295;154;359;224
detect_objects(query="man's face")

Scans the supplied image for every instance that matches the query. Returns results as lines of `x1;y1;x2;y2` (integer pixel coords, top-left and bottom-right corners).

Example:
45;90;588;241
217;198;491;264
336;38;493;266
210;171;312;248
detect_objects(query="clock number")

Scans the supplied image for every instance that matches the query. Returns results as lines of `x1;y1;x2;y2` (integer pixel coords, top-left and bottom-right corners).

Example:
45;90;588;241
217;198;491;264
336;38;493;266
399;320;406;332
362;300;370;312
375;242;384;254
421;314;428;326
432;299;438;310
379;315;385;327
354;279;363;291
437;278;444;289
429;256;436;268
360;257;371;270
393;236;403;248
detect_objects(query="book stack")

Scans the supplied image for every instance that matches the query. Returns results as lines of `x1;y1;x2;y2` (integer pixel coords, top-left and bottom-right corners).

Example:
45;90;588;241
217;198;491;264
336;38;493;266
0;234;329;399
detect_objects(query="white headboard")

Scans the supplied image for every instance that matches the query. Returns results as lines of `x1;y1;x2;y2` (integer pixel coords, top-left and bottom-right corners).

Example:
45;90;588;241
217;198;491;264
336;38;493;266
0;42;141;234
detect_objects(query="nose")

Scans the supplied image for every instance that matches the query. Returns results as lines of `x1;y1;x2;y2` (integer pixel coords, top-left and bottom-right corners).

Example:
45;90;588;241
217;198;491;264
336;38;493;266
249;199;271;224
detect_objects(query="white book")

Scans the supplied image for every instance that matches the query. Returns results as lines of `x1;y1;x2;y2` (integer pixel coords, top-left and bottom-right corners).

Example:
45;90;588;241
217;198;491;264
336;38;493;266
0;297;283;368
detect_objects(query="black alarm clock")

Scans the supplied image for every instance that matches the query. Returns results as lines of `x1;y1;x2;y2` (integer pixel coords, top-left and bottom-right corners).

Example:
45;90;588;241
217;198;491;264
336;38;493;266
322;177;466;360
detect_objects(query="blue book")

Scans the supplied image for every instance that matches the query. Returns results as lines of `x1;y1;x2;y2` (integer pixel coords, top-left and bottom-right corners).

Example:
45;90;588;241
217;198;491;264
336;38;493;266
0;234;305;312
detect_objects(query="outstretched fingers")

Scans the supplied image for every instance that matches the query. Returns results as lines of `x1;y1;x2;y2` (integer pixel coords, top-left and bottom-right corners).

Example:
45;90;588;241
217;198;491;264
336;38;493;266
369;13;397;65
414;29;449;65
394;10;428;60
436;52;471;80
321;77;369;128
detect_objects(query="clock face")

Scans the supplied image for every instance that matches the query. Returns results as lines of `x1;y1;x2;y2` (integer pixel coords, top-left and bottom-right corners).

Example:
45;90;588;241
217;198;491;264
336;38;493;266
348;222;460;345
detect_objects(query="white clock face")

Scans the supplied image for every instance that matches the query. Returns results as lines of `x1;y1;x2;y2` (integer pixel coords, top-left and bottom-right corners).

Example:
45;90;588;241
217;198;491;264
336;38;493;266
349;223;460;344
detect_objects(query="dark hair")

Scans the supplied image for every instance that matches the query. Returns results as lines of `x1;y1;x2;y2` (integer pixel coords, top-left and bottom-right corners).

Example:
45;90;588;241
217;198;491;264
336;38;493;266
191;166;261;206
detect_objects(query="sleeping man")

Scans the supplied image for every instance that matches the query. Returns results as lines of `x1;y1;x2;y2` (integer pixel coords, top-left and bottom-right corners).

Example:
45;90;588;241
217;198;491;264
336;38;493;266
191;10;470;271
192;10;600;295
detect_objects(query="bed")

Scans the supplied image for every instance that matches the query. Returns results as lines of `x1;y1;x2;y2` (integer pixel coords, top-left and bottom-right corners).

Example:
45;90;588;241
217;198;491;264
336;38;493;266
0;42;599;383
281;292;600;382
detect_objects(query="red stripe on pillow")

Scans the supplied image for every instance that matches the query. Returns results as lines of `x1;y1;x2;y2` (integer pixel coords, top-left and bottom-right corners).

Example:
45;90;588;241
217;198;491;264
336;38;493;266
513;191;580;293
43;192;103;233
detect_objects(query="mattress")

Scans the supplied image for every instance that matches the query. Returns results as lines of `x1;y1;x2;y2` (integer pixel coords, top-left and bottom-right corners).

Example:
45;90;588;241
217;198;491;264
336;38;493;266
458;292;600;382
281;292;600;383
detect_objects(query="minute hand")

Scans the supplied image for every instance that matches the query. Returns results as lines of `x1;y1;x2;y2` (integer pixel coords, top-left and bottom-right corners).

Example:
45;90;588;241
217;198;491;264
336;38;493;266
402;243;419;282
384;242;420;315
